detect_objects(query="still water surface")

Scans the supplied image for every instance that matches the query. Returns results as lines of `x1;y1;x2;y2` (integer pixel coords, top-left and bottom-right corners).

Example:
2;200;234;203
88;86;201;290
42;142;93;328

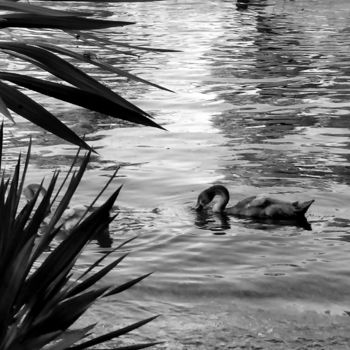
3;0;350;348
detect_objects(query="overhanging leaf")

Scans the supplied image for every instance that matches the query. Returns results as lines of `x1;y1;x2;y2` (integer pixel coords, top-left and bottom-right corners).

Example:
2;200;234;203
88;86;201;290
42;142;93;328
0;14;134;30
0;42;156;120
0;80;91;150
36;43;174;92
0;72;164;129
0;2;89;17
71;31;181;53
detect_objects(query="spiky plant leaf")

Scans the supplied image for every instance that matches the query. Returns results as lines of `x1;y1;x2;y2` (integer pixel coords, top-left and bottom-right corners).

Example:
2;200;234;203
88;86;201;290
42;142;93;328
22;189;118;302
70;31;180;53
27;288;109;338
0;127;158;349
70;316;159;350
0;80;91;150
0;42;151;117
0;72;164;128
35;43;174;92
0;2;88;17
11;331;62;350
78;236;137;280
0;96;14;123
45;326;95;350
105;272;153;297
0;14;134;30
65;254;128;298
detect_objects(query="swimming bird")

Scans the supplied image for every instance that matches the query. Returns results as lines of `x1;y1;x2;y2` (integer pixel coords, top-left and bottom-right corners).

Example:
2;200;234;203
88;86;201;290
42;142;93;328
23;183;112;247
23;183;47;203
195;185;314;220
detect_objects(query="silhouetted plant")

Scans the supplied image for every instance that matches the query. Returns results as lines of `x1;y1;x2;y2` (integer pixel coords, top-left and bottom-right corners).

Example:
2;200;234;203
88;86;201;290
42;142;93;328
0;0;175;149
0;124;158;349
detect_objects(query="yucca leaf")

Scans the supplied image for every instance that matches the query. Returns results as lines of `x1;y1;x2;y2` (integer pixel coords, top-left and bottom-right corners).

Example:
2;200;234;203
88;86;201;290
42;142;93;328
0;96;14;123
3;153;21;235
66;254;128;299
0;179;9;258
2;49;51;73
105;272;153;297
0;237;35;341
0;80;91;150
9;331;62;350
45;325;95;350
111;41;181;53
36;152;91;250
0;123;2;171
0;42;159;122
79;166;120;224
44;152;90;232
13;179;46;242
23;264;74;324
28;288;109;337
0;72;164;129
70;316;159;350
15;137;32;209
66;31;140;57
25;186;121;300
0;14;134;30
50;148;82;206
0;39;158;344
69;31;180;56
26;171;65;264
0;2;89;17
21;176;57;243
78;236;137;280
13;200;37;237
36;43;174;92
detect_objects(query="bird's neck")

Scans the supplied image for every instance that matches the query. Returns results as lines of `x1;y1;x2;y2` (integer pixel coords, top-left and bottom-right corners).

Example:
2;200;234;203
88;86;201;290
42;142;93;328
209;186;230;212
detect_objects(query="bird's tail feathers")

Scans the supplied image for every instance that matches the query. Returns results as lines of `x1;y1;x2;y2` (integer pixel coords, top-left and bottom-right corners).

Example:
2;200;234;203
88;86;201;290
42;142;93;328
295;199;314;215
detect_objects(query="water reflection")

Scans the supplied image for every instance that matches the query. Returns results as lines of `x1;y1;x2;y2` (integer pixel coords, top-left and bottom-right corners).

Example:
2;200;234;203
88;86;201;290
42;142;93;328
236;0;250;11
206;0;350;193
194;210;231;233
195;208;312;232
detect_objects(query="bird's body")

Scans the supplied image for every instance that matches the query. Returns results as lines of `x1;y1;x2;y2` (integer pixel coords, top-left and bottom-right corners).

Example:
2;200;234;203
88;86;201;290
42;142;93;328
60;204;91;232
195;185;314;220
23;184;112;247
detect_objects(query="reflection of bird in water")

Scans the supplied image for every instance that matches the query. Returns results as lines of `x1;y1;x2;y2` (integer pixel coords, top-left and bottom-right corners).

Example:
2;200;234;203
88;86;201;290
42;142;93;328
23;184;113;247
195;185;314;222
195;209;231;234
236;0;250;10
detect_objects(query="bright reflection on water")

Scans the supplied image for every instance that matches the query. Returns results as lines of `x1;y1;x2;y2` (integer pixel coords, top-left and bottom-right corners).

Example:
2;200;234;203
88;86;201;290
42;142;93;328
3;0;350;348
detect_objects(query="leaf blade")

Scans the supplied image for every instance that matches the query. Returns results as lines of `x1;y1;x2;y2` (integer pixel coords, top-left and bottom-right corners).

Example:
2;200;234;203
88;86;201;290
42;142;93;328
0;80;91;150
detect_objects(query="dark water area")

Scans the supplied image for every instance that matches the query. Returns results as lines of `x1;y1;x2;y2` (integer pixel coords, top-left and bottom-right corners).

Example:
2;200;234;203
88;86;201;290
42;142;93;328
2;0;350;348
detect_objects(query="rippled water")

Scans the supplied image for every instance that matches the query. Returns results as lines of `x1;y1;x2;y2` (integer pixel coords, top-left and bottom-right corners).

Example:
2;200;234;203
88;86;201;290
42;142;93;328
3;0;350;348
